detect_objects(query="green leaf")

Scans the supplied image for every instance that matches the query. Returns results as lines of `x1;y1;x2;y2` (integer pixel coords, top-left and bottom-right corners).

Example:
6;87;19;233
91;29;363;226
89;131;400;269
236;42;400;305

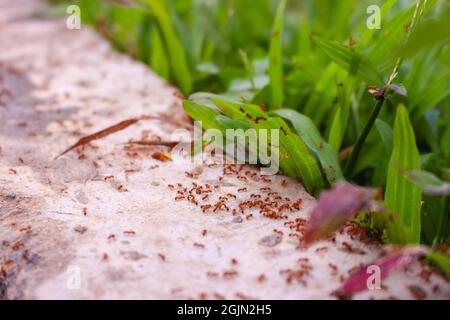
310;35;383;85
385;105;422;244
268;0;286;108
296;15;311;56
196;62;219;75
367;4;414;68
400;10;450;59
427;252;450;277
328;76;355;151
144;0;192;94
302;62;339;125
182;100;224;131
375;119;393;155
212;98;324;195
410;74;450;119
405;170;450;196
108;5;145;51
183;97;324;195
442;120;450;162
272;109;343;185
353;143;385;176
421;195;449;245
149;27;170;79
214;115;251;130
238;49;256;91
79;0;104;26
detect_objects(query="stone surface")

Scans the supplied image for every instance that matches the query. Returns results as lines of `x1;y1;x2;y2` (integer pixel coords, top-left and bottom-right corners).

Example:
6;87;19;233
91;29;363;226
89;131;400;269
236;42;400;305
0;0;449;300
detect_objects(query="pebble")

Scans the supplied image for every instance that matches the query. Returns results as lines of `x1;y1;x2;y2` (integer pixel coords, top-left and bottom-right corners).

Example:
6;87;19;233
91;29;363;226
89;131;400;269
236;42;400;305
74;225;88;234
4;193;16;200
232;216;243;223
259;234;282;247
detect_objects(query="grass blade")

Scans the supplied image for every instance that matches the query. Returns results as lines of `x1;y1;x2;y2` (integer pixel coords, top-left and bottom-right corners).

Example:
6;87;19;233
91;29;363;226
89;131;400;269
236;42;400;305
273;109;343;185
385;105;422;244
144;0;192;94
410;73;450;119
310;35;383;85
375;119;393;155
212;98;324;195
421;195;448;245
268;0;287;108
182;100;224;131
302;62;339;125
328;47;362;152
149;27;170;79
427;252;450;277
400;9;450;59
405;170;450;196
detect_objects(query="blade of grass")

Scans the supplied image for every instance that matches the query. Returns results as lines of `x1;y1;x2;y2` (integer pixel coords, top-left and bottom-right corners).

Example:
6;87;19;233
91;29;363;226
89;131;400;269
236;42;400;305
328;70;358;152
144;0;192;94
212;98;324;195
149;27;170;79
385;105;422;244
268;0;287;108
310;35;383;85
239;49;256;91
328;47;363;152
302;62;339;125
411;73;450;119
421;195;448;245
405;170;450;196
427;252;450;277
399;8;450;59
182;100;225;131
273;109;343;185
375;119;393;155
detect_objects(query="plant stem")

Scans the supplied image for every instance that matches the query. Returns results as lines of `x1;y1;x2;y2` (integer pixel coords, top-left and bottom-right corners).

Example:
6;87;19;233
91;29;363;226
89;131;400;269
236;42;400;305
344;98;385;177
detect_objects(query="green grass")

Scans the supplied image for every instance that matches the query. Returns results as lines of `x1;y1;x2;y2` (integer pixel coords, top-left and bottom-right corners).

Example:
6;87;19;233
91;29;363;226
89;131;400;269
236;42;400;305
268;0;286;108
51;0;450;249
385;104;422;244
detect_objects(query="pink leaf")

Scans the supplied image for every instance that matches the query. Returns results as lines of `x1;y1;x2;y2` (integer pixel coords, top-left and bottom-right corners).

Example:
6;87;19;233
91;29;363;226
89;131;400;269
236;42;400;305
333;246;428;299
303;181;381;244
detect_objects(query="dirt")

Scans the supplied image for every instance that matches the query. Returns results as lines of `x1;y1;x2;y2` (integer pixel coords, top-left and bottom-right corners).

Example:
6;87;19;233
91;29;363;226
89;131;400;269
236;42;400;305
0;0;449;299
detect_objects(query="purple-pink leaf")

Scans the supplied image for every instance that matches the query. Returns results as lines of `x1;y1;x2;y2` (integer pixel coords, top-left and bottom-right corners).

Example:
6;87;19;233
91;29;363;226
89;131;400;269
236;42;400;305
405;170;450;196
303;181;381;244
388;84;408;97
333;246;428;299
